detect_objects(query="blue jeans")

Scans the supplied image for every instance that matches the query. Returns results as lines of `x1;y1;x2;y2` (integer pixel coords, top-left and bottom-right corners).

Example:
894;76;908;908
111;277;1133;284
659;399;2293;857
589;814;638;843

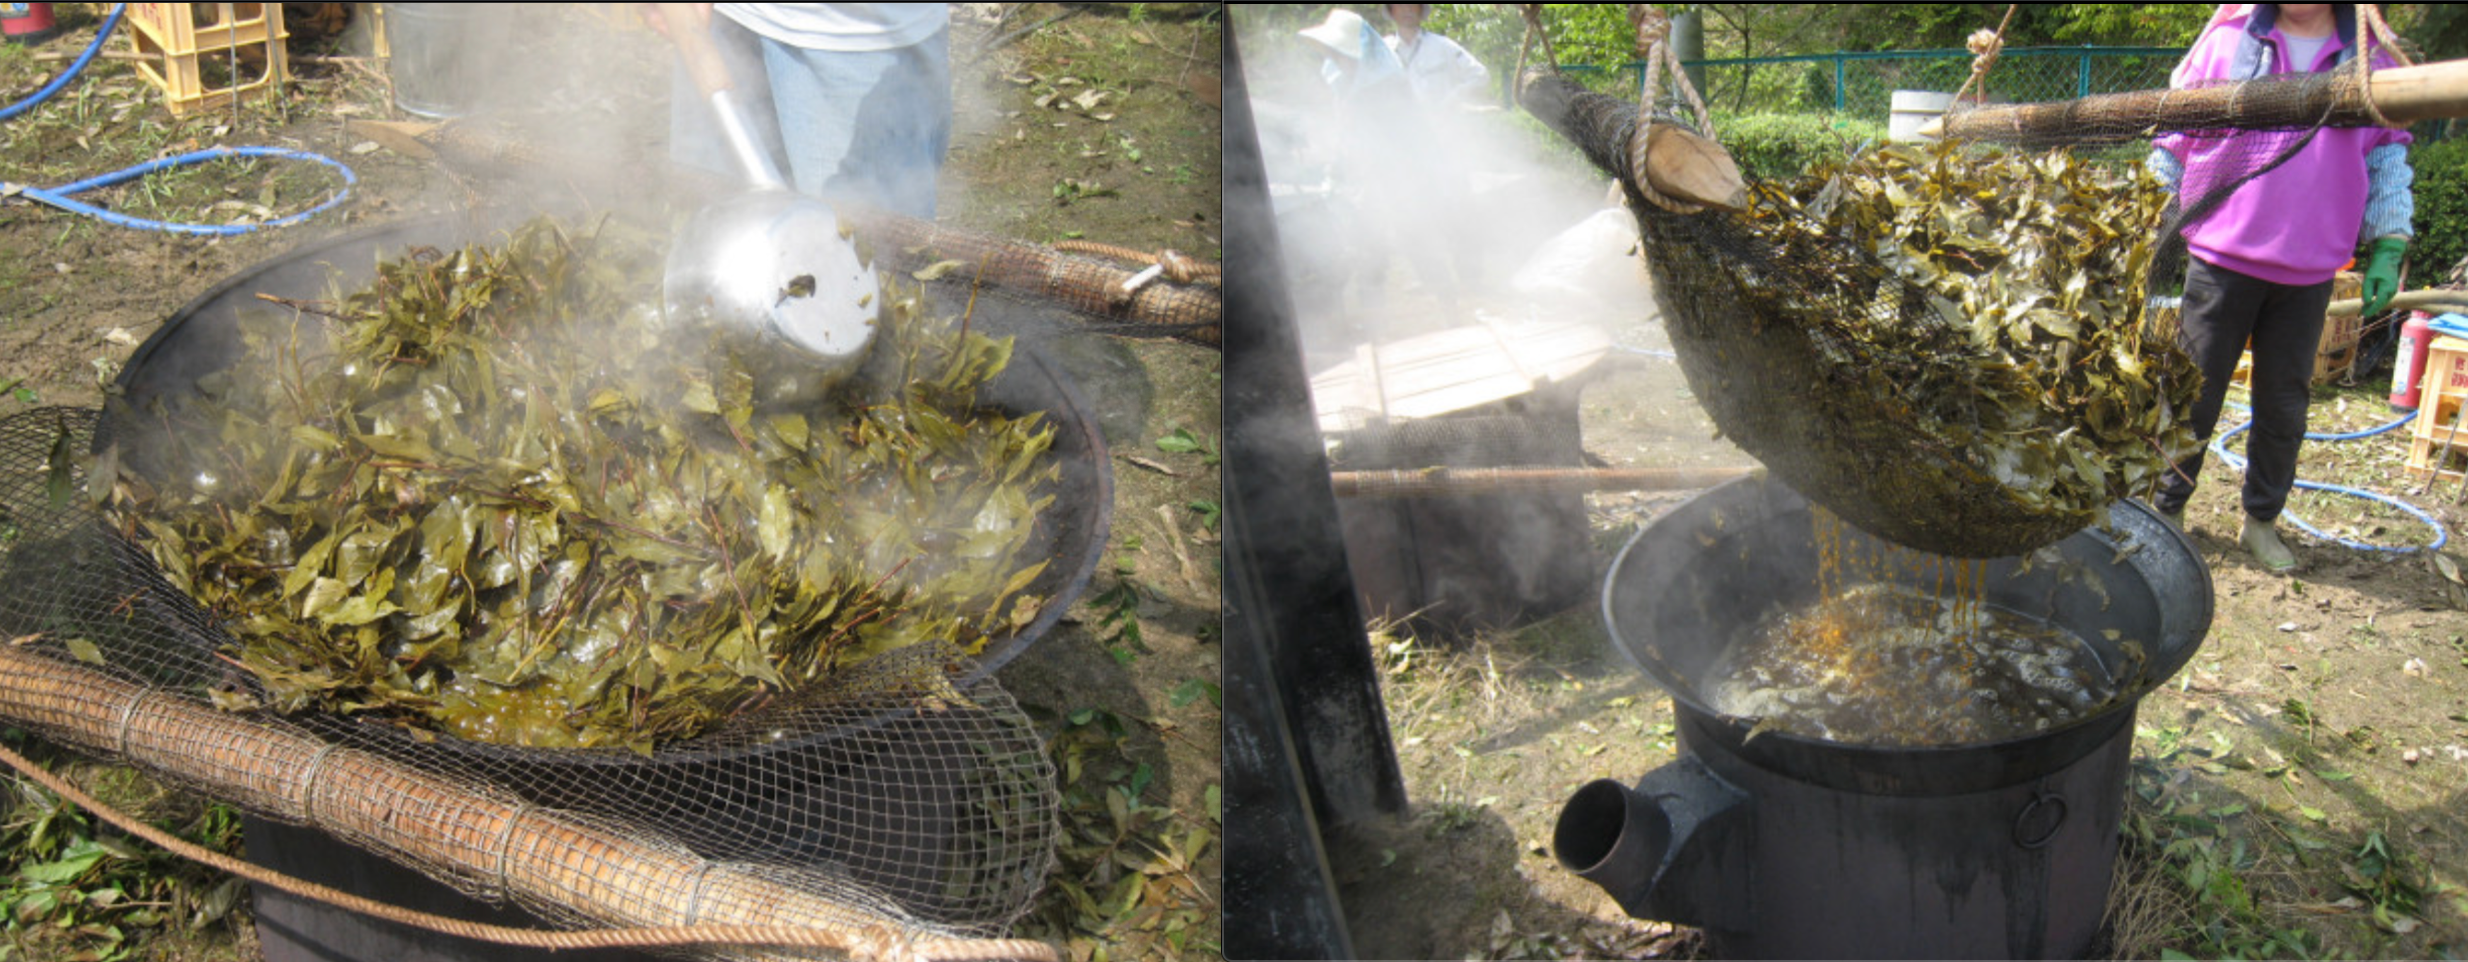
671;17;952;219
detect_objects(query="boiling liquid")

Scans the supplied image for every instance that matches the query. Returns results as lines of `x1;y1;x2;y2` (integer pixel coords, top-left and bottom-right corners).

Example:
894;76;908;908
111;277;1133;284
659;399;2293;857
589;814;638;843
1704;583;2122;747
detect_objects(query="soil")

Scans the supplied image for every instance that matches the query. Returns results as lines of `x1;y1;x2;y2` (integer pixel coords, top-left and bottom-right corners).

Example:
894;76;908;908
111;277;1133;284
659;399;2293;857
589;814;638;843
0;4;1218;959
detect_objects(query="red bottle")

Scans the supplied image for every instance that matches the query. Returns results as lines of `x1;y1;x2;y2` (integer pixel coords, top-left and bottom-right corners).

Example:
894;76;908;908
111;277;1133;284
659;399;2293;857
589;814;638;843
0;4;58;46
2393;311;2437;411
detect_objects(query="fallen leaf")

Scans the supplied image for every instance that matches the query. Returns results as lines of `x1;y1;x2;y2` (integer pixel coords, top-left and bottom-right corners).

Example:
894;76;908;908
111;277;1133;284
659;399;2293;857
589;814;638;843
1122;456;1179;477
101;327;136;346
910;259;968;281
349;140;381;155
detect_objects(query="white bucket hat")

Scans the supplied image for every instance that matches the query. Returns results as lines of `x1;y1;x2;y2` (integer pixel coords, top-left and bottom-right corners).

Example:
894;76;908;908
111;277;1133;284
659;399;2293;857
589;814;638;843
1298;8;1374;61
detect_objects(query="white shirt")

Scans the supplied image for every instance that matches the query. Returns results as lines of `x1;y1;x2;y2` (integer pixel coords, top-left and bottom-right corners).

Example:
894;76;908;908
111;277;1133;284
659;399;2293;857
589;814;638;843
1385;30;1489;107
715;3;949;52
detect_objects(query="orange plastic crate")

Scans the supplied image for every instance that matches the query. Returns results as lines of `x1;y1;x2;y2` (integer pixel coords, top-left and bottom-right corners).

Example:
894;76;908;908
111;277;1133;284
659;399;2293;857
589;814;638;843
125;3;288;115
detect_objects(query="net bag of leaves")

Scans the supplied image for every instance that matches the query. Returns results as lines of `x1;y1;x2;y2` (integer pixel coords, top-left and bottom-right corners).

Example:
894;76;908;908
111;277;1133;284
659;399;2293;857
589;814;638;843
1516;70;2201;558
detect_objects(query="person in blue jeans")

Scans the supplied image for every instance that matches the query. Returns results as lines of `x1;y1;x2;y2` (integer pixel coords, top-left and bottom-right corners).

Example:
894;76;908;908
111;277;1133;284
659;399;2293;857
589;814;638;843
654;3;953;220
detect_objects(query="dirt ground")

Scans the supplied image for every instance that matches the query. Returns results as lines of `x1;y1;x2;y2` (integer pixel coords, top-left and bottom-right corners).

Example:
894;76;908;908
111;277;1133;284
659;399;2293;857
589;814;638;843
0;4;1217;960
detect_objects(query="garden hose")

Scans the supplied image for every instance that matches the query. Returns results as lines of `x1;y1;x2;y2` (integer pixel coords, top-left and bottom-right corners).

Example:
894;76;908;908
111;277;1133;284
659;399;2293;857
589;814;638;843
0;4;355;234
2210;400;2448;553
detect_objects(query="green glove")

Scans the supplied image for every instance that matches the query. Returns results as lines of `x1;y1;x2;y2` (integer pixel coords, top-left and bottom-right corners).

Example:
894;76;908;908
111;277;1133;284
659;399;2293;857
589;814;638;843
2362;236;2407;315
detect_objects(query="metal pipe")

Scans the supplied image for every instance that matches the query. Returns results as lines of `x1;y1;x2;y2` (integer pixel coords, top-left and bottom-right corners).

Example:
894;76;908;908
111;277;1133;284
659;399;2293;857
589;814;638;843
1552;757;1753;932
1329;465;1758;499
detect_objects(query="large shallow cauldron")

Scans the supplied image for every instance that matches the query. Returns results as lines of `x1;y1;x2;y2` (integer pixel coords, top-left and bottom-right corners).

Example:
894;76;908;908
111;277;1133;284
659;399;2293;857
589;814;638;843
106;215;1112;959
1558;476;2209;959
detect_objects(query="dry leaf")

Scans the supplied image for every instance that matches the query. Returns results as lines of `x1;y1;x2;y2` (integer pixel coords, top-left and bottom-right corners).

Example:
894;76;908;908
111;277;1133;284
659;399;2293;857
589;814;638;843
910;259;967;281
1123;456;1179;477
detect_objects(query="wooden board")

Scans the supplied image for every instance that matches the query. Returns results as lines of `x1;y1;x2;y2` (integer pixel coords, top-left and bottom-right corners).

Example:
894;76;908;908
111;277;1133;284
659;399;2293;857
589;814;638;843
1309;318;1611;433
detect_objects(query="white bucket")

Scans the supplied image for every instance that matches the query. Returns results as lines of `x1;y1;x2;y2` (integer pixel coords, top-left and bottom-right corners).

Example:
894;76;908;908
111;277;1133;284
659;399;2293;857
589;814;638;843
1888;90;1957;143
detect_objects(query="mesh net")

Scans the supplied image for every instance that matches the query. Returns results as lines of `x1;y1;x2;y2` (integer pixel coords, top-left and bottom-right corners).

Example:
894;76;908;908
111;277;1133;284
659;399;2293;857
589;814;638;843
1513;39;2404;558
0;225;1092;958
0;404;1054;958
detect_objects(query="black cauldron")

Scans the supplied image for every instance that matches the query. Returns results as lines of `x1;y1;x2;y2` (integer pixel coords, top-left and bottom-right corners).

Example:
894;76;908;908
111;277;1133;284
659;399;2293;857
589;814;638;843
109;214;1113;959
1558;475;2210;959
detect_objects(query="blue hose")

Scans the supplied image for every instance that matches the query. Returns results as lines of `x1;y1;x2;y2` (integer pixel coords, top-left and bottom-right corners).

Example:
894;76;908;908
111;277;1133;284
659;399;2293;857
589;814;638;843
2209;402;2447;553
0;4;353;234
0;3;121;121
12;147;356;234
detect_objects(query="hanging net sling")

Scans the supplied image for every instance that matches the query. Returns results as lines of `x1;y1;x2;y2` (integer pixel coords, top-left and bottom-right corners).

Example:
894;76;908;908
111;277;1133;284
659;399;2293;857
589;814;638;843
1512;9;2430;558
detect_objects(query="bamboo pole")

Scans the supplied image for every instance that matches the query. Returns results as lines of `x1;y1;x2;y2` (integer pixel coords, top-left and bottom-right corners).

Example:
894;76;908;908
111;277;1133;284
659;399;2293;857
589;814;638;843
1330;464;1759;499
2326;288;2468;317
0;644;1043;962
1920;59;2468;142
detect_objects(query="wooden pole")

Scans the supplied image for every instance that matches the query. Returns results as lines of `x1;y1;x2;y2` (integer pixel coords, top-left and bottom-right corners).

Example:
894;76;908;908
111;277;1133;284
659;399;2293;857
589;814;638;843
1920;59;2468;141
2326;288;2468;317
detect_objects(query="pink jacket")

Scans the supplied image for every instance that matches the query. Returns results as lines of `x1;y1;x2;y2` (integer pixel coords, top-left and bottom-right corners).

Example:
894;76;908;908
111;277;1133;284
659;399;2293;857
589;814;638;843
2154;4;2412;286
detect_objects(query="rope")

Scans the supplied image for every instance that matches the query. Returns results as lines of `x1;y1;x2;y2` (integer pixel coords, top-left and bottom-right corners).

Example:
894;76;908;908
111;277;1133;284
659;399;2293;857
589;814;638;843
1629;5;1712;137
0;4;355;235
1515;4;1558;75
1950;4;2018;108
2347;3;2412;129
0;737;1061;962
1049;240;1220;285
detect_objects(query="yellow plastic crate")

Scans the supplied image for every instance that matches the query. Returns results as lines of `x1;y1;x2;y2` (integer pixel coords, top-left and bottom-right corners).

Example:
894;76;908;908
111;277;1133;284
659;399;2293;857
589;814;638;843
125;3;289;115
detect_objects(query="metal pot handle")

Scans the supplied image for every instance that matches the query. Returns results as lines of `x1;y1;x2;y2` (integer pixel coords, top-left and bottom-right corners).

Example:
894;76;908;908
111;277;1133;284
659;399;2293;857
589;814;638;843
2013;787;2069;849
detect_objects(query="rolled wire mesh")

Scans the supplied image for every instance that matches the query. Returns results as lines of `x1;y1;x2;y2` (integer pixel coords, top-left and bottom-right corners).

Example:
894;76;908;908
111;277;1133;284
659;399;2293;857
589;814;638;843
0;407;1059;957
861;214;1222;346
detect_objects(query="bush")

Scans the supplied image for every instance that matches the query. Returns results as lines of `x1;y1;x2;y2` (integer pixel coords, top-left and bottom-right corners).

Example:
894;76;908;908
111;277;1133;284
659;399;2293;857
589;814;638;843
2409;133;2468;284
1711;112;1892;182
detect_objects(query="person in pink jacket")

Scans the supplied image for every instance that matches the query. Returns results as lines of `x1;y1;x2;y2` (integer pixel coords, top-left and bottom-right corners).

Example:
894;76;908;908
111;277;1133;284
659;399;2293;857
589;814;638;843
2148;3;2413;573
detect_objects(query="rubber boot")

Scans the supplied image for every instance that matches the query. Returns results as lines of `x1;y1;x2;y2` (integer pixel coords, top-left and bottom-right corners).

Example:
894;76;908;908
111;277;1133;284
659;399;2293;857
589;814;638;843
2241;515;2298;574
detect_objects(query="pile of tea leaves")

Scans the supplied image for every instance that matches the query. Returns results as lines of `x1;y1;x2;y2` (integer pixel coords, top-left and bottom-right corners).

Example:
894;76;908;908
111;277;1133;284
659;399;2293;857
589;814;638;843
103;217;1058;753
1748;139;2203;523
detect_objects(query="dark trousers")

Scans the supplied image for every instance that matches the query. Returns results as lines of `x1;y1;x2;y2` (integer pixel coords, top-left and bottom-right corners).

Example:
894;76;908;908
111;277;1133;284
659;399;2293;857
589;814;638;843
2156;258;2331;523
